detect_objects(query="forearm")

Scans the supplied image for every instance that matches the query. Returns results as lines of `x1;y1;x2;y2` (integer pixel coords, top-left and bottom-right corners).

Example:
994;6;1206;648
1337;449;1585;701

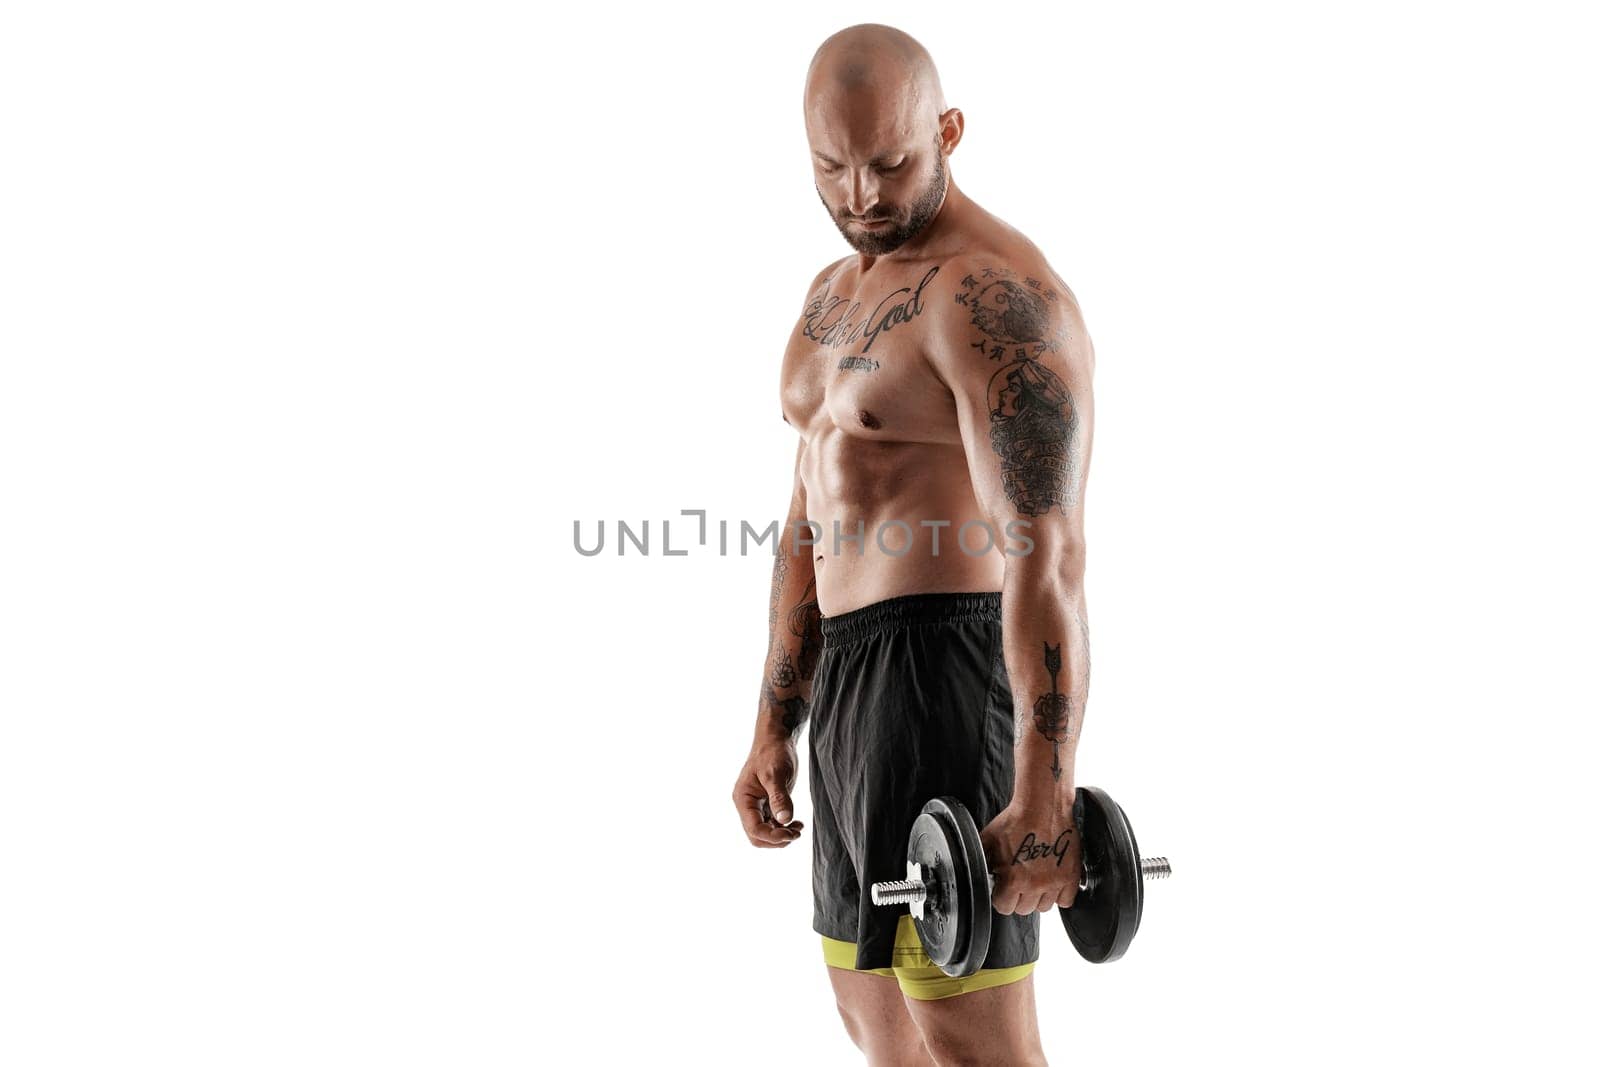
1002;552;1090;808
752;541;821;746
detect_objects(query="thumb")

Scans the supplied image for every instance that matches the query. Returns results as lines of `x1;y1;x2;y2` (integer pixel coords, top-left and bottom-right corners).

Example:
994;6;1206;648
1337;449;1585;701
759;768;794;825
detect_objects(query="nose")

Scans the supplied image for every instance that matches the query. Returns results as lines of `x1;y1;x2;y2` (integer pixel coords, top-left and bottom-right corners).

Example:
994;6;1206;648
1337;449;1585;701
843;168;881;219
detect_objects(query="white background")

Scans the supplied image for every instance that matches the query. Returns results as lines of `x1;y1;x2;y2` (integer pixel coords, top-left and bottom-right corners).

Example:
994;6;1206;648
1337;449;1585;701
3;1;1597;1064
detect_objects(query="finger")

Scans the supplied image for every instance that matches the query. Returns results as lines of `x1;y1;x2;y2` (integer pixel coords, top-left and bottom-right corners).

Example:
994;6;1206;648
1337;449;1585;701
746;823;794;846
1054;885;1076;909
757;768;795;825
760;823;804;844
756;797;805;836
1032;890;1057;915
992;887;1018;916
736;790;794;846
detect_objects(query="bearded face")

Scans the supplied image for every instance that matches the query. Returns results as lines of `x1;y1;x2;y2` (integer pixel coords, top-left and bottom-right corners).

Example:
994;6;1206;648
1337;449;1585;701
816;142;948;255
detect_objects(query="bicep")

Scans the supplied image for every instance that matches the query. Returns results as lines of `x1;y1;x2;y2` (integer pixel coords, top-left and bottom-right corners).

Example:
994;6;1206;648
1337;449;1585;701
973;353;1091;520
936;279;1093;530
950;346;1091;590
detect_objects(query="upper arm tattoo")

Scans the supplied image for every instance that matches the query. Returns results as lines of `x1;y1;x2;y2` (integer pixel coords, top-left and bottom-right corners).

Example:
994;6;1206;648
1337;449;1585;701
955;266;1084;516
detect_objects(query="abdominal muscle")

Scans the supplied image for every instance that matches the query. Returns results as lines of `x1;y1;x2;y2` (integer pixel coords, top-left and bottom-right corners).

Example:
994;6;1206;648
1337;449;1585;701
798;429;1009;617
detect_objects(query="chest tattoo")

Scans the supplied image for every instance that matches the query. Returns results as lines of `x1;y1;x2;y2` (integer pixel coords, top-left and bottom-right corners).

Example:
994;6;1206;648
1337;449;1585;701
801;265;940;355
837;356;879;373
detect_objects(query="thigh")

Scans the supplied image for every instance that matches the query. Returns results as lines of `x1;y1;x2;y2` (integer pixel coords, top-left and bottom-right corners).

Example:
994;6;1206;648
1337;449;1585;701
825;965;936;1067
900;971;1045;1066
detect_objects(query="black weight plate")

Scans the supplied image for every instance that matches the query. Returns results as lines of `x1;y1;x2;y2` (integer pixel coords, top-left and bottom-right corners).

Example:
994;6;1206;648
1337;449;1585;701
1060;786;1144;963
938;796;993;978
905;808;965;971
906;797;992;978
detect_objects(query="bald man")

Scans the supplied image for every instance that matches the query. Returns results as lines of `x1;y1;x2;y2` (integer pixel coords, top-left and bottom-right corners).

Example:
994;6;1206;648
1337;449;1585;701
731;23;1095;1066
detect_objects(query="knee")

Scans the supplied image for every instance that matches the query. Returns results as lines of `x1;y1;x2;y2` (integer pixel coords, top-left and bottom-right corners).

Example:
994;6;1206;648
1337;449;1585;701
917;1031;985;1067
834;999;866;1048
915;1017;1045;1067
835;998;936;1066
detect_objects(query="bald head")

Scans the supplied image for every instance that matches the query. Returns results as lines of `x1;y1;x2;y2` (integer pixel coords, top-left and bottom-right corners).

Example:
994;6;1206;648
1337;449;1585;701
804;24;958;255
805;23;947;123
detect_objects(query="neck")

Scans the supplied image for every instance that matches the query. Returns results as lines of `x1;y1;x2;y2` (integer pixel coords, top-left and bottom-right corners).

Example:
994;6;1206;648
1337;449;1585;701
857;179;968;271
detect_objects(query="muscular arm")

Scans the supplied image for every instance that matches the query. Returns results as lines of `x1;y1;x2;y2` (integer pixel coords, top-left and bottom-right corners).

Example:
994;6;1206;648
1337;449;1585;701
751;437;822;746
927;259;1095;810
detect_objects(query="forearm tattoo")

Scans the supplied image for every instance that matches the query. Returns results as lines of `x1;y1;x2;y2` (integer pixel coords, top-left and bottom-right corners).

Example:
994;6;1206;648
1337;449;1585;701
956;267;1083;515
786;576;823;682
1030;642;1074;780
762;680;810;737
769;645;797;690
767;551;788;639
758;571;819;738
1015;611;1091;749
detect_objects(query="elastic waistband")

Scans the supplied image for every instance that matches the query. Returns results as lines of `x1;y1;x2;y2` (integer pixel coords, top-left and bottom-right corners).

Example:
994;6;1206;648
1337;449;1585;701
819;591;1002;646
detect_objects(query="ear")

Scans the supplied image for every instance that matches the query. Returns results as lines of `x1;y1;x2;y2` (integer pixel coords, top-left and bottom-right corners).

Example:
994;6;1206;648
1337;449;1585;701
938;107;965;154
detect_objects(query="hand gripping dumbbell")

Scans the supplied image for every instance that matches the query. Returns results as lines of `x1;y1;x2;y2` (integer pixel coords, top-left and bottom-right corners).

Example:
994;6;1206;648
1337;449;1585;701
869;787;1170;977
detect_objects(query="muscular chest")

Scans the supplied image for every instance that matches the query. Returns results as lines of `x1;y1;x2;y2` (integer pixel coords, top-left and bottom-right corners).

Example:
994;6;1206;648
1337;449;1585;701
779;263;957;443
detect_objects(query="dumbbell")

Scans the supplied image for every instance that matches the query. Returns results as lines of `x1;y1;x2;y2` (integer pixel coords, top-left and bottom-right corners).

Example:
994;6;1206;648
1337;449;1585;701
869;787;1169;977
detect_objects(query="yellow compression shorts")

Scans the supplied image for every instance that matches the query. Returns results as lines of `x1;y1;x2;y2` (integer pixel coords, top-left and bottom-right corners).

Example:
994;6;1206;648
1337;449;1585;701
821;913;1036;1001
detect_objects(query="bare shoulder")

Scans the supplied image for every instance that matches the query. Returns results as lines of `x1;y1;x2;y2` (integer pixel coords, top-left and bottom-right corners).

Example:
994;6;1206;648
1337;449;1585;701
801;255;852;305
925;242;1094;384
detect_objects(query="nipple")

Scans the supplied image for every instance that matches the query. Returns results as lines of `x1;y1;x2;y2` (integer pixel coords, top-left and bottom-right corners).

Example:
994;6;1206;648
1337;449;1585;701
857;409;881;430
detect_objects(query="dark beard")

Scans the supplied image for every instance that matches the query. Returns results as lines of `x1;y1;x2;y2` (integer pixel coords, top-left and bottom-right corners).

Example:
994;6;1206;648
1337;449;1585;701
820;148;948;255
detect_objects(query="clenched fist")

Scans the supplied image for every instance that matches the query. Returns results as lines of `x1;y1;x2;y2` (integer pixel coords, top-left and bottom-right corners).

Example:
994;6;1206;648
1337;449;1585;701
979;798;1084;915
732;739;805;848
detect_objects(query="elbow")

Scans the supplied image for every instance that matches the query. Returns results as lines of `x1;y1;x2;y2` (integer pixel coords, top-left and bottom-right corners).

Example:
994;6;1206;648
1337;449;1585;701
1010;526;1085;596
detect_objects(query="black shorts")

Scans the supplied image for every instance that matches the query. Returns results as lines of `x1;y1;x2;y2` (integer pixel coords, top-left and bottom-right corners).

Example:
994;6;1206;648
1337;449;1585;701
809;591;1041;972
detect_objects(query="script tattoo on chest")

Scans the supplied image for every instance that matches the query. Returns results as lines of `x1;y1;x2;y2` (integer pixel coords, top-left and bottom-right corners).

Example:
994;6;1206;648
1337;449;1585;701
801;265;940;358
957;266;1084;516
